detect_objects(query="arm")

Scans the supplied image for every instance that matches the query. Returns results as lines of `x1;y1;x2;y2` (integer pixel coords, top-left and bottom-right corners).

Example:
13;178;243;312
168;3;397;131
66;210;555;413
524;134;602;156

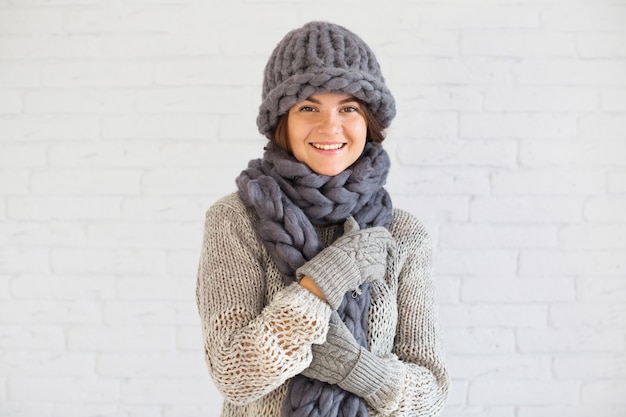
384;217;449;416
196;196;332;406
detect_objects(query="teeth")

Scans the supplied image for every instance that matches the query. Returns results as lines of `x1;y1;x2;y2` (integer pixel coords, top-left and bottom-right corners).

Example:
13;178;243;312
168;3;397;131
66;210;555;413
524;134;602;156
312;143;344;150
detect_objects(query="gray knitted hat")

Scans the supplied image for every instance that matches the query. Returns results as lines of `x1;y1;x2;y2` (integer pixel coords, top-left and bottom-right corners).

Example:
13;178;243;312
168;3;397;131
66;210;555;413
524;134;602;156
257;21;396;139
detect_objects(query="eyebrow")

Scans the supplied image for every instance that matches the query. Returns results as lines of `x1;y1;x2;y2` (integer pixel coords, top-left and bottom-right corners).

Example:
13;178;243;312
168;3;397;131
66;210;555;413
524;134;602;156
305;96;358;104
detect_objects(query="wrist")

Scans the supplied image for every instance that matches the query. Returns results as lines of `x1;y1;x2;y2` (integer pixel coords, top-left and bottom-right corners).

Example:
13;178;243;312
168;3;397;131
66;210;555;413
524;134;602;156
299;275;327;302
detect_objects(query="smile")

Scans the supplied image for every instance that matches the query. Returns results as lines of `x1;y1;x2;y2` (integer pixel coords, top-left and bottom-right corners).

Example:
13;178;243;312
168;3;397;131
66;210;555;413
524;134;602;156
310;143;346;150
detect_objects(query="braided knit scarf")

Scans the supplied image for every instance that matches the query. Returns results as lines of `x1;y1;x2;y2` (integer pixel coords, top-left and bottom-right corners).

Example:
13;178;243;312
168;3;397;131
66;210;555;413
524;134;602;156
236;141;392;417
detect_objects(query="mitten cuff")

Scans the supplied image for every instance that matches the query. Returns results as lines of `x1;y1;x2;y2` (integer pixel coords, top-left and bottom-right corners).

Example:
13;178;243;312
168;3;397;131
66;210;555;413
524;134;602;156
340;349;405;413
296;246;360;309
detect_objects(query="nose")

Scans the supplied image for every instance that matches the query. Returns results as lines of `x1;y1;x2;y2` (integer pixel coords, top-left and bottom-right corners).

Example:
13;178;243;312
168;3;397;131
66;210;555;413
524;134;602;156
316;112;341;135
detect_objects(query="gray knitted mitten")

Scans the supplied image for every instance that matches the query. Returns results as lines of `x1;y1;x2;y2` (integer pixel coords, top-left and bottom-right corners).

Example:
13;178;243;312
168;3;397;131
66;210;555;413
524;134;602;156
296;217;395;309
302;312;392;399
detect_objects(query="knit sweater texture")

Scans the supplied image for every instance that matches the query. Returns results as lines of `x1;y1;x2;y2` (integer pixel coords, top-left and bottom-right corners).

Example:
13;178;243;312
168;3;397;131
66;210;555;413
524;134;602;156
196;192;449;417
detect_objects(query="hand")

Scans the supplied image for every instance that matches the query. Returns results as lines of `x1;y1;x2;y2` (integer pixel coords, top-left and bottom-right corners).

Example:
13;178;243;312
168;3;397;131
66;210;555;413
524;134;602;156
296;217;396;309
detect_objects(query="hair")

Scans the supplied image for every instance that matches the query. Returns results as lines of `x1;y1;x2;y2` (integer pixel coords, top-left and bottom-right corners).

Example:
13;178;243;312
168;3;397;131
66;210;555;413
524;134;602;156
272;99;386;153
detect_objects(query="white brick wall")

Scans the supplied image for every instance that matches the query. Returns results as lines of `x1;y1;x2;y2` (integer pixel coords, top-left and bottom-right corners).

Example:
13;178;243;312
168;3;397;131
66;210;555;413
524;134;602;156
1;1;625;416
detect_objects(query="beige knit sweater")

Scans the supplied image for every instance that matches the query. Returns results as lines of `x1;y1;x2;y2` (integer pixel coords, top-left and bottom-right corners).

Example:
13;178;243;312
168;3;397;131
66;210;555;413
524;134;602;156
196;192;449;416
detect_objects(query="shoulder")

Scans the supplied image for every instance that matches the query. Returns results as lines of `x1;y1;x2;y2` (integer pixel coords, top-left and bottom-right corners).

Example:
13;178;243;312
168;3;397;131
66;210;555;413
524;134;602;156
204;192;260;245
389;207;431;252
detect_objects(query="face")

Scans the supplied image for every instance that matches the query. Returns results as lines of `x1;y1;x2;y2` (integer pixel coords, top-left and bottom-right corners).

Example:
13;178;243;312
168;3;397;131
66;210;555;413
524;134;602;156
287;93;368;177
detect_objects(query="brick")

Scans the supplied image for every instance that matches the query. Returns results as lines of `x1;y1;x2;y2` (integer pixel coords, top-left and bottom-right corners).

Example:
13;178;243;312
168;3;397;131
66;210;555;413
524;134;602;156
391;112;459;140
421;5;540;30
518;328;624;353
440;224;557;249
470;197;583;223
155;57;265;86
0;115;100;141
447;354;552;379
443;328;515;354
379;32;458;58
167;250;201;276
51;249;166;275
0;351;95;377
0;169;29;194
580;114;626;140
52;404;160;417
120;378;212;405
176;326;202;351
48;142;161;169
603;88;626;111
485;86;598;112
63;6;178;33
583;381;626;405
491;169;605;196
520;139;626;167
116;277;191;301
121;196;207;222
8;377;119;402
435;276;461;304
101;114;218;140
24;90;135;114
441;304;548;328
0;62;40;88
96;352;205;378
513;60;626;86
86;222;200;249
0;91;21;113
577;277;626;303
444;379;468;406
397;139;517;167
0;143;47;168
394;86;483;112
469;379;580;405
7;196;121;220
461;113;577;140
585;197;626;221
100;34;219;58
441;406;515;417
0;403;51;416
554;354;626;379
0;10;64;34
519;406;626;417
392;58;510;85
462;278;576;303
11;275;116;300
141;168;234;196
30;169;141;195
102;301;197;326
608;171;626;193
163;405;223;417
41;61;154;88
578;34;626;58
392;195;469;222
67;325;174;352
462;32;576;57
542;5;626;32
389;167;490;195
134;86;252;114
559;223;626;249
0;248;49;274
520;250;626;276
0;34;99;59
435;249;517;276
0;325;65;350
0;300;101;324
550;303;626;327
160;141;261;169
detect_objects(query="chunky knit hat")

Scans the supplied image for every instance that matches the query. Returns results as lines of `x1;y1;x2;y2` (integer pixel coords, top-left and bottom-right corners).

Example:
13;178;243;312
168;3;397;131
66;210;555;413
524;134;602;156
257;21;396;139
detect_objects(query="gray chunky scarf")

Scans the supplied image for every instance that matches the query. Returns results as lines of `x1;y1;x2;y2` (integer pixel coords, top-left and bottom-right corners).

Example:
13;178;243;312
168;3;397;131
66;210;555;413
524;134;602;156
236;141;392;417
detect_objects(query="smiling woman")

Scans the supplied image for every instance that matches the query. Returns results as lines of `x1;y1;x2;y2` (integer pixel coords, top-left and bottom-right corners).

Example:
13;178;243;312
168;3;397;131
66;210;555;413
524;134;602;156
196;21;449;417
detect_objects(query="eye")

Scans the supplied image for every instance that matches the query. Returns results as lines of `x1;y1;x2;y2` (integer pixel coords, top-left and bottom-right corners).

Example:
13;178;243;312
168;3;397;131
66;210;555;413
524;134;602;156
298;105;316;112
341;105;359;113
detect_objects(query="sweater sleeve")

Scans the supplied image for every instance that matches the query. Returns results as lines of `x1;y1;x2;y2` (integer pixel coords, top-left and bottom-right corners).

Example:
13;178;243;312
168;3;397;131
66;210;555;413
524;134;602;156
382;214;450;416
196;195;332;406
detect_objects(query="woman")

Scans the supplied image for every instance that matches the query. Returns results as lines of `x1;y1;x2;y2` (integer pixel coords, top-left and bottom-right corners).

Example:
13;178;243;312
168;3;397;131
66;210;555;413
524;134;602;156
196;21;449;417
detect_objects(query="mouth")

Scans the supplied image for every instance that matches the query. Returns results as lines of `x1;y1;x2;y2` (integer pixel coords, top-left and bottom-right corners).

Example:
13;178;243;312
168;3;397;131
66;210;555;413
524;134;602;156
310;143;346;151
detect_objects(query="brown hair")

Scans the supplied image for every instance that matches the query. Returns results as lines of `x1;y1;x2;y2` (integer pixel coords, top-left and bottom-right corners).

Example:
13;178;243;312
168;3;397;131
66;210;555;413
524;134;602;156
272;100;387;153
